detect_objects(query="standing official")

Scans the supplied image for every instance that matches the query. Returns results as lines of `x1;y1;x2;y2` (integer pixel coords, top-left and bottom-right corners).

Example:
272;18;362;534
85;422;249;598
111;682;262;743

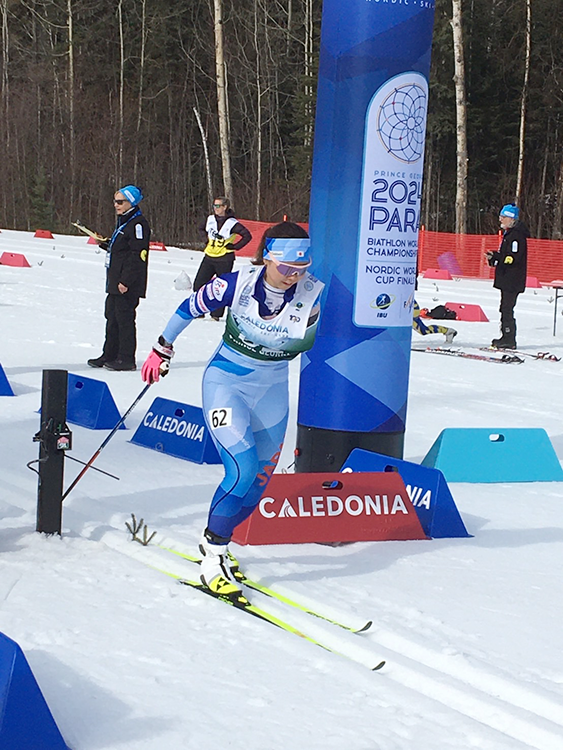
485;203;529;350
88;185;150;371
194;197;251;321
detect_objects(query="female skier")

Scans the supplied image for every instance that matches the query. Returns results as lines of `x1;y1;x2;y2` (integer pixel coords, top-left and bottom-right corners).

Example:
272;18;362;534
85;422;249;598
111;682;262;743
141;222;324;598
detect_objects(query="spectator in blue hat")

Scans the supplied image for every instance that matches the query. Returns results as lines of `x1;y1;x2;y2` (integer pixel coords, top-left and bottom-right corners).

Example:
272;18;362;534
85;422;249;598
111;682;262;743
485;203;529;349
88;185;151;371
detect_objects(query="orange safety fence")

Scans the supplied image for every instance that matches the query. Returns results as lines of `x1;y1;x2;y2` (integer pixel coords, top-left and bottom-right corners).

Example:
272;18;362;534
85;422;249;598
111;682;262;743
418;228;563;285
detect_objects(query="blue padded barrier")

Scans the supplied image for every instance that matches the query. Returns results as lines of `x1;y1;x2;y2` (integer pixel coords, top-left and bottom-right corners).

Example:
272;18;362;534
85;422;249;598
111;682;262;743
66;373;124;430
342;448;470;538
131;397;220;464
422;428;563;483
0;632;69;749
0;363;15;396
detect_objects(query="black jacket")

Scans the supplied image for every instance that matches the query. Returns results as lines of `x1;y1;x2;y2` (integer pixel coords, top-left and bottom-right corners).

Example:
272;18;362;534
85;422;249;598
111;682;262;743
488;221;529;293
105;208;150;297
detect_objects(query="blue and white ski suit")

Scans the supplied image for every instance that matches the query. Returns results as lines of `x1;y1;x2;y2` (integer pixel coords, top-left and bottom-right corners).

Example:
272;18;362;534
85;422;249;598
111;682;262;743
161;266;324;540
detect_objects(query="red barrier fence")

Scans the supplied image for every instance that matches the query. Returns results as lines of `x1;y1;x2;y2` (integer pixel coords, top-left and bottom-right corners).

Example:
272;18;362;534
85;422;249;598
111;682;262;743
236;221;563;284
418;228;563;284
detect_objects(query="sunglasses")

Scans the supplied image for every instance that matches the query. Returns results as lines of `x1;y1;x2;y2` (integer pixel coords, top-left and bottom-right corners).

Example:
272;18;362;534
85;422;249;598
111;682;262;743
270;258;311;277
213;203;226;208
114;199;127;205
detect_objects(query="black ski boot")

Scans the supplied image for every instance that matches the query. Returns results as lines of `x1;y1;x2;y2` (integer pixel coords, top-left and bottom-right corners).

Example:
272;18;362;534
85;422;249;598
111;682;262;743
104;359;136;371
491;324;516;350
87;355;107;368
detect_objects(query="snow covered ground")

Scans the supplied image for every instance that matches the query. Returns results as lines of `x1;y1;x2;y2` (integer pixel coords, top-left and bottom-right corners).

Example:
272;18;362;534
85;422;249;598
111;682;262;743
1;227;562;750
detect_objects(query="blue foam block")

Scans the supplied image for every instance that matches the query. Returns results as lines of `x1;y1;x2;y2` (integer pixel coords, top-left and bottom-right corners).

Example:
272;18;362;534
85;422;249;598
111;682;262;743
0;363;15;396
0;632;69;749
66;373;124;430
131;397;220;464
422;428;563;483
342;448;470;538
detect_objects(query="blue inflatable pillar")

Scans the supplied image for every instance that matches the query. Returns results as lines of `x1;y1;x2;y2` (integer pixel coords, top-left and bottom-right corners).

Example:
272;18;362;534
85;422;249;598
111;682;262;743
296;1;436;471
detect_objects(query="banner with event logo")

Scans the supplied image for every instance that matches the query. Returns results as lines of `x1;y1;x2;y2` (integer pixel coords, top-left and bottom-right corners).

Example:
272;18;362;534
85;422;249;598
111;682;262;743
355;72;428;328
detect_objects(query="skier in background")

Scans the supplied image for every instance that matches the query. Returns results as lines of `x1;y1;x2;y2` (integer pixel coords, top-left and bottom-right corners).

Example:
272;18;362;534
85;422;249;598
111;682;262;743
485;203;529;349
141;221;324;600
412;302;457;344
194;196;252;321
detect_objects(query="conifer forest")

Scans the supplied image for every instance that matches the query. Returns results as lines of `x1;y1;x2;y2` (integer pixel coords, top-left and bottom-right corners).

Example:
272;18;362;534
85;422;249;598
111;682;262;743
0;0;562;243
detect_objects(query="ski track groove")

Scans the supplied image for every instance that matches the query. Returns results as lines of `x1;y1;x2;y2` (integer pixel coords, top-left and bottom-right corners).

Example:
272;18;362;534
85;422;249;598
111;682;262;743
99;527;563;750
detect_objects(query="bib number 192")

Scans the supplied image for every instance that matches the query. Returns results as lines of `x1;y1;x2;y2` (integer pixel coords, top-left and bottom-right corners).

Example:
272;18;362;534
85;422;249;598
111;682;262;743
209;407;232;429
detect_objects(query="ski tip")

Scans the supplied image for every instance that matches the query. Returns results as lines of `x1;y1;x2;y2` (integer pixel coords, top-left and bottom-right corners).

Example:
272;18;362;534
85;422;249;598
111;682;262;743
372;660;386;672
356;620;373;633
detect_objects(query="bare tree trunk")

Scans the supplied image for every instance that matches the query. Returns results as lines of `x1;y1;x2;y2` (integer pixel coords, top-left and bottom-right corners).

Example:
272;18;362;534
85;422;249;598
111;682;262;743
49;24;65;189
32;9;41;170
286;0;292;54
67;0;75;218
117;0;125;183
194;106;214;206
213;0;233;203
134;0;147;182
451;0;468;235
423;139;433;230
303;0;313;149
435;164;442;233
551;153;563;239
1;0;9;148
0;0;9;222
536;138;549;239
515;0;531;205
254;0;262;219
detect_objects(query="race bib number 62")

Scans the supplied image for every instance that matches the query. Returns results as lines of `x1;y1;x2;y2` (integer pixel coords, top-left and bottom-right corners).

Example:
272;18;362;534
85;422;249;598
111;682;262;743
208;407;232;429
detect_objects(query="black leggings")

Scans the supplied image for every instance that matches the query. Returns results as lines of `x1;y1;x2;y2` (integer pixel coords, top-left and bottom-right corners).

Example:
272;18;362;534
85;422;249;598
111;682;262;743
193;253;235;319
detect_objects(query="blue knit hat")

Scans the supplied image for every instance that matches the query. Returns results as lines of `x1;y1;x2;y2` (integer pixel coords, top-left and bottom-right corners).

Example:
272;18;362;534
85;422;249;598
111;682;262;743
118;185;144;206
499;203;519;219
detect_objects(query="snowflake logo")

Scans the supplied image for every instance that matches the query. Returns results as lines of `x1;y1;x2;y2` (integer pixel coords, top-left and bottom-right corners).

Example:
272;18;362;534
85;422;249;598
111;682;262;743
377;83;427;164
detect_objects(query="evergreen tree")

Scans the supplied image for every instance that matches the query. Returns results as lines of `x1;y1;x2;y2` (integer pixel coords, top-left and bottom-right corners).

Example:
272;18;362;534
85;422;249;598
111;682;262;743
29;167;55;232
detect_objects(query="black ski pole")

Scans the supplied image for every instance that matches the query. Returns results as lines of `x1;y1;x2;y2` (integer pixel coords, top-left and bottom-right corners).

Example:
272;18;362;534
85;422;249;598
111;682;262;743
62;382;152;501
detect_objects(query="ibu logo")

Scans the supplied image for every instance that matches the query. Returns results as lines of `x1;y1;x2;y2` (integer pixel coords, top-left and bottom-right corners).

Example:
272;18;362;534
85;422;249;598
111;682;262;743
375;293;392;309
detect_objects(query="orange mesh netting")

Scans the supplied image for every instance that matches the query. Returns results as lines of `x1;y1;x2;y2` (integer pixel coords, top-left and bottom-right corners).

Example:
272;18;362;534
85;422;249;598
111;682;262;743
418;229;563;284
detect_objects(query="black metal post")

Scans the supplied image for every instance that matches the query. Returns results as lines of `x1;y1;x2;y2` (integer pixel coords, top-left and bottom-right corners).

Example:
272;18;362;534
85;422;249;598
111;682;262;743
553;286;562;337
35;370;71;535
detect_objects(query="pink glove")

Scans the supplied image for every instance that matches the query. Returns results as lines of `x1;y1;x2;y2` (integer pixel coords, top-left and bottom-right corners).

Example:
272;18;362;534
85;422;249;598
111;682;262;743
141;350;166;384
